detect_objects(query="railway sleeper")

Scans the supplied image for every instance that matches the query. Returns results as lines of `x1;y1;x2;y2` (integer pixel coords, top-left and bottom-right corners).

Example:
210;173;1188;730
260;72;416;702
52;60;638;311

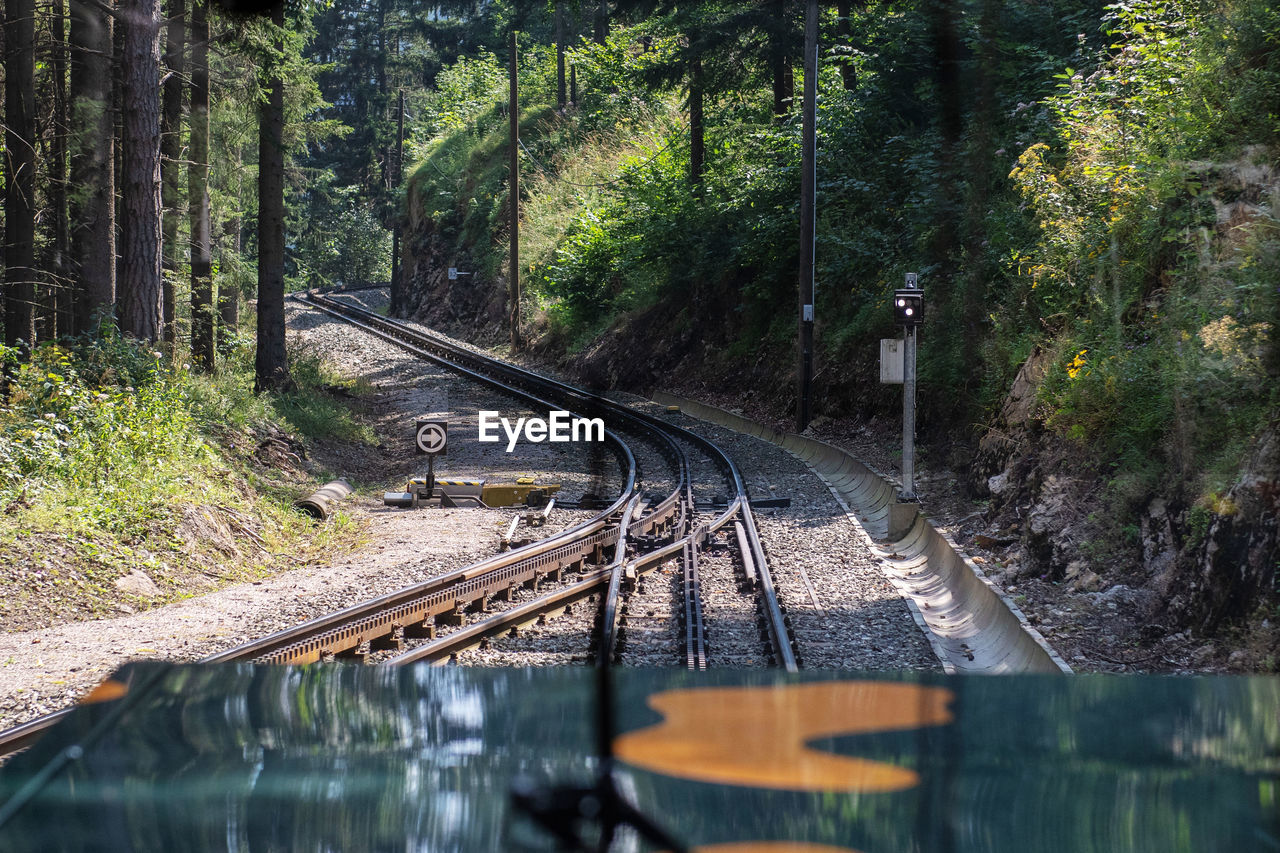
336;639;372;664
438;602;467;627
371;625;406;653
404;617;437;640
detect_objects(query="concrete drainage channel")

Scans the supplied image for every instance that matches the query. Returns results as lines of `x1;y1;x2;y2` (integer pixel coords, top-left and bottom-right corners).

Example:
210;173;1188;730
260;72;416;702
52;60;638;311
651;392;1072;675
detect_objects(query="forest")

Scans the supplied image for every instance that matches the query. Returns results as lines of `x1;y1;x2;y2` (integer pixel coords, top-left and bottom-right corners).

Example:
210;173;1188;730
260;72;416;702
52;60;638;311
1;1;1277;658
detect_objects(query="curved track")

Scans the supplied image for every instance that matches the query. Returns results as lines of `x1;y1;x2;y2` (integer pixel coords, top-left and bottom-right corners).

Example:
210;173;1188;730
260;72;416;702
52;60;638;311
0;291;798;761
296;291;797;672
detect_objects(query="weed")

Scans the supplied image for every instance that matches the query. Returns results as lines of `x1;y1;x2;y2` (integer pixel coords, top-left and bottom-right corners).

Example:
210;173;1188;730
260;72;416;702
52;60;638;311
0;330;366;626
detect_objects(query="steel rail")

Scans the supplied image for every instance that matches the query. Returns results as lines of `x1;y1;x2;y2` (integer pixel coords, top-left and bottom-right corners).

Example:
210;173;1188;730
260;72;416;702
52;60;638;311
198;336;640;664
0;710;73;763
596;494;644;666
385;569;612;665
304;291;693;539
305;291;798;672
681;531;708;670
0;339;642;762
208;289;695;668
1;292;768;759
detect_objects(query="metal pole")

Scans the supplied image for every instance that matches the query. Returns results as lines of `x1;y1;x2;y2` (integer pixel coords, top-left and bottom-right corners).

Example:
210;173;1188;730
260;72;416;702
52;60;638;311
902;295;918;502
509;30;521;350
796;0;818;432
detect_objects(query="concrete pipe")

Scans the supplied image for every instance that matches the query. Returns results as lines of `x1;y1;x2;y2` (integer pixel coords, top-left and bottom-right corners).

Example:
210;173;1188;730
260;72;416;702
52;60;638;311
294;478;354;521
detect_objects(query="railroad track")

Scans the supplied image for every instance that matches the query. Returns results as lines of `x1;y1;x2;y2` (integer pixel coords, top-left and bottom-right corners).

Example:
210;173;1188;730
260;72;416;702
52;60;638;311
0;289;797;760
294;291;797;671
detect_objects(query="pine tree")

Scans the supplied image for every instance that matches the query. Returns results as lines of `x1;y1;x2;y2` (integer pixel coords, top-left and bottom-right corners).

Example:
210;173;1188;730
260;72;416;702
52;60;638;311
255;0;292;392
118;0;164;342
4;0;38;350
190;0;216;370
69;0;116;333
161;0;186;354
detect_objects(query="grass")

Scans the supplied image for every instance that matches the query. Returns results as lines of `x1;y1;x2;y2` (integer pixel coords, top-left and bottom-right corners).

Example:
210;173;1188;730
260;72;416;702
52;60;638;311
0;331;373;629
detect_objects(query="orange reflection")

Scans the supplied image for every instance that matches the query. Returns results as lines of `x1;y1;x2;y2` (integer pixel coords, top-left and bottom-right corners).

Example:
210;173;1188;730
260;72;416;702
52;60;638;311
680;840;860;845
691;840;860;845
81;679;129;704
616;681;953;792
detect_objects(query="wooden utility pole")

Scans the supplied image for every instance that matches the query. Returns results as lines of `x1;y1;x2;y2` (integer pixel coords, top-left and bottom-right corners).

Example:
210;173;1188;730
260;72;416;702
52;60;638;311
509;29;521;350
391;88;405;316
796;0;818;432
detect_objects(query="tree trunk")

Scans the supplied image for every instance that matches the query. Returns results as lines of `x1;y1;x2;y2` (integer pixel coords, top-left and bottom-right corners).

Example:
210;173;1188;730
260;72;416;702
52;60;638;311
255;1;292;392
376;0;389;196
770;0;792;121
957;0;999;397
161;0;185;356
555;1;566;109
51;0;73;338
189;0;215;371
4;0;38;350
69;0;114;335
218;146;241;353
593;0;608;45
837;1;858;91
689;55;704;188
118;0;163;342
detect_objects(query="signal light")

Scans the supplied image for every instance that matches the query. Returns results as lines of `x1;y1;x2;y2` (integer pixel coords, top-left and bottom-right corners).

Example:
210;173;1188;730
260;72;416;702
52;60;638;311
893;289;924;326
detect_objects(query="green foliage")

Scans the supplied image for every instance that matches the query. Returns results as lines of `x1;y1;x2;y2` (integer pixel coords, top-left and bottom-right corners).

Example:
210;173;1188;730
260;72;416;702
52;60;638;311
1007;0;1280;513
403;0;1277;551
567;25;683;130
289;178;392;289
0;331;372;537
269;347;378;444
0;335;203;526
422;50;509;138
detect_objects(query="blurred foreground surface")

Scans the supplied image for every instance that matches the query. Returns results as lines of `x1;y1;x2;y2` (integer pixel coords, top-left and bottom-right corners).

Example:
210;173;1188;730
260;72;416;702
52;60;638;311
0;662;1277;852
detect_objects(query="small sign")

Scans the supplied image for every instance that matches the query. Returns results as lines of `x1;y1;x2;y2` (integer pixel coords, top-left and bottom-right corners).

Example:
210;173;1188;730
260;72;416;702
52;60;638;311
416;420;448;455
803;304;814;323
905;272;918;289
880;339;904;384
448;267;458;281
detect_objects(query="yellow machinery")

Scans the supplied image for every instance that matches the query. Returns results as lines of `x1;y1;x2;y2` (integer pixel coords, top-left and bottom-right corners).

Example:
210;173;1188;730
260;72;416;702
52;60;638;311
384;476;560;509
